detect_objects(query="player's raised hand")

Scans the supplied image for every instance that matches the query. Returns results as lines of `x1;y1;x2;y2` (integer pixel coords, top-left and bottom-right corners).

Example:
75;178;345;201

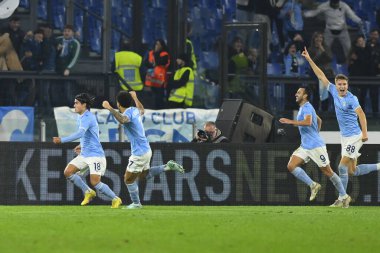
53;137;61;144
279;118;292;124
301;47;311;61
102;100;112;110
129;91;137;98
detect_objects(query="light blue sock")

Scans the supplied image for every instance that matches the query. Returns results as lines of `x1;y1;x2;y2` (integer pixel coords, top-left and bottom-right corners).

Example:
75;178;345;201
291;167;313;186
329;173;347;198
353;164;378;176
127;181;140;204
67;174;90;193
94;182;117;200
338;164;349;191
146;165;165;180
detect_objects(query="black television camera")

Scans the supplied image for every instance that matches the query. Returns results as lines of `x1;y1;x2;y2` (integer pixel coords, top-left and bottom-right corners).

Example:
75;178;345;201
196;129;211;142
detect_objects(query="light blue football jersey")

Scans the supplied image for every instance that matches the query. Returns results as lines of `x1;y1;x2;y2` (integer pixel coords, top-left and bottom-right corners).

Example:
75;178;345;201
61;110;105;157
123;107;151;156
328;83;361;137
297;102;325;149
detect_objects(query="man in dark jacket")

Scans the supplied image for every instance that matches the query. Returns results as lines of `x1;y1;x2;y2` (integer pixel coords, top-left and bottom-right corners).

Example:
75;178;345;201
0;16;25;55
192;121;229;143
53;24;81;106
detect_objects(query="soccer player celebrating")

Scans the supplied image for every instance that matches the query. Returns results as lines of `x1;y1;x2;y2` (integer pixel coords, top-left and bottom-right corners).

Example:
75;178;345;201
280;87;351;207
302;47;380;207
102;91;184;209
53;93;122;208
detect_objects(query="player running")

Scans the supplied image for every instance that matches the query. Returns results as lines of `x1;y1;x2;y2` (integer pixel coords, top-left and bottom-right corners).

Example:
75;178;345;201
102;91;184;209
280;86;351;207
53;93;122;208
302;47;380;207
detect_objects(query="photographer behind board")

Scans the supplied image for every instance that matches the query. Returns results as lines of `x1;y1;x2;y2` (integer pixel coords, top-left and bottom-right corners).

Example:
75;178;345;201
191;121;229;143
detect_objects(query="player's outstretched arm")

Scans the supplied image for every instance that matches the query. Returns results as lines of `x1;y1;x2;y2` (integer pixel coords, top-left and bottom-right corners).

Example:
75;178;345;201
355;107;368;142
301;47;329;87
129;91;145;115
102;100;130;124
279;115;312;127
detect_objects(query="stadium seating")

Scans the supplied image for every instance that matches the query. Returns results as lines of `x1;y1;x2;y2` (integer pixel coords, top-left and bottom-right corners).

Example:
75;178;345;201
38;0;48;20
19;0;30;9
52;0;65;30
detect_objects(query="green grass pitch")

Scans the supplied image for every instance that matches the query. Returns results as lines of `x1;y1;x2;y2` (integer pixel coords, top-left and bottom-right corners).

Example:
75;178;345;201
0;205;379;253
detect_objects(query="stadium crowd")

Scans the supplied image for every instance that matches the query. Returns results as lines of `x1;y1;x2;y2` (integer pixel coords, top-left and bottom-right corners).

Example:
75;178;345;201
0;0;380;114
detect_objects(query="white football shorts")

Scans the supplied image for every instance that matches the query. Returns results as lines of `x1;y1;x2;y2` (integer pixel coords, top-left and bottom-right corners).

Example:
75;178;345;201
292;146;330;168
127;149;152;173
341;133;363;159
69;155;107;176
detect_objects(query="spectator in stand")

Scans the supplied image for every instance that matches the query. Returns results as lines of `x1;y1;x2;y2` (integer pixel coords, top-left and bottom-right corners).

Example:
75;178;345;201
348;35;370;77
228;36;252;74
308;31;334;111
144;39;170;109
113;40;143;92
39;23;56;72
0;32;22;106
167;53;194;108
0;16;25;55
284;42;306;77
54;24;81;106
17;29;44;106
247;47;260;75
227;36;253;99
365;28;380;115
38;23;56;115
0;32;22;70
284;41;306;110
279;0;304;45
19;29;44;71
290;33;307;54
56;24;80;76
303;0;363;62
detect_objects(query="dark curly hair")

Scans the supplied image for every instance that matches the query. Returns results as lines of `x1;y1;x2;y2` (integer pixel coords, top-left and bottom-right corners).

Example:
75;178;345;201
75;93;95;110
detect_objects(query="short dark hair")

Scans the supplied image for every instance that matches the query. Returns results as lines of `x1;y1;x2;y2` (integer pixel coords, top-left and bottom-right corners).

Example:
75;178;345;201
64;24;74;32
34;29;44;35
335;74;349;82
300;86;312;101
116;91;133;108
75;93;94;110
